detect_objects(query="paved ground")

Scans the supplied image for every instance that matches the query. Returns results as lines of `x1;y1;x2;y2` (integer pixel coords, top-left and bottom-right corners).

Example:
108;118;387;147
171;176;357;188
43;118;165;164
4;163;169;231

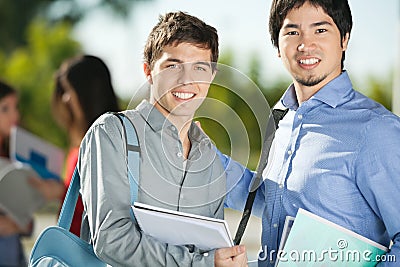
23;208;262;262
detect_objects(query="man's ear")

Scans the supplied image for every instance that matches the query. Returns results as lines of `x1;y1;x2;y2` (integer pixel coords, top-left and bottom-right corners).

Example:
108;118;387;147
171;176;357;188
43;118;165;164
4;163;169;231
342;33;350;51
143;62;153;84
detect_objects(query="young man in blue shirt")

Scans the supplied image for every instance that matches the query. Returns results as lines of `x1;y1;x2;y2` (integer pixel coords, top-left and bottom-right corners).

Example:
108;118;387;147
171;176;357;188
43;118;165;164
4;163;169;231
221;0;400;266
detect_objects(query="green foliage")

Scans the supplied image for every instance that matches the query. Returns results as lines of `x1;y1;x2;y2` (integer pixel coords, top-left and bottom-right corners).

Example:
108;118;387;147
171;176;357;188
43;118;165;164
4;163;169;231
0;19;81;149
0;0;49;52
359;74;393;111
0;0;151;150
197;51;280;169
0;0;151;53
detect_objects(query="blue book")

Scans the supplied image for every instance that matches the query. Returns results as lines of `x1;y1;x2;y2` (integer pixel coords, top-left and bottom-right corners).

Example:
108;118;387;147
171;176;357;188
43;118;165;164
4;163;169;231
9;127;65;181
277;208;388;266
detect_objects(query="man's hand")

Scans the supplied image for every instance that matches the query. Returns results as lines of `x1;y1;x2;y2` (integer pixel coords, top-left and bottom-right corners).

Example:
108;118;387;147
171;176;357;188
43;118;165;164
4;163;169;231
0;215;21;236
215;245;248;267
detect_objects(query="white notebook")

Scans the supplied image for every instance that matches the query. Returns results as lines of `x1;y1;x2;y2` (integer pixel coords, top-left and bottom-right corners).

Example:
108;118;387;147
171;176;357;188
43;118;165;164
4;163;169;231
0;157;45;228
132;202;234;251
9;126;64;181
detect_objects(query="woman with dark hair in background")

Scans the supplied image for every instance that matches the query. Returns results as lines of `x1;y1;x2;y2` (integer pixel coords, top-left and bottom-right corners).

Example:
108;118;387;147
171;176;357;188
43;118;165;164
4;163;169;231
31;55;120;237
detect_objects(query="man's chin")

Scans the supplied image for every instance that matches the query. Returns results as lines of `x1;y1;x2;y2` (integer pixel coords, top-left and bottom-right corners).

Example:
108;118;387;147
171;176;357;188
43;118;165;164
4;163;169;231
295;74;327;87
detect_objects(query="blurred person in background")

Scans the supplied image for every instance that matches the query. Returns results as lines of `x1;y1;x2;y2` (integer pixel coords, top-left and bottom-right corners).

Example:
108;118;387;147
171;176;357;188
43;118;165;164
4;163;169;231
0;80;30;267
30;55;120;237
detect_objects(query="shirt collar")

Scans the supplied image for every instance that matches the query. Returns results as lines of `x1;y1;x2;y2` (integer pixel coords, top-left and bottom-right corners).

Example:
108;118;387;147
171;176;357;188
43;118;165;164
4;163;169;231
188;122;208;144
135;99;207;144
136;100;170;132
281;71;354;110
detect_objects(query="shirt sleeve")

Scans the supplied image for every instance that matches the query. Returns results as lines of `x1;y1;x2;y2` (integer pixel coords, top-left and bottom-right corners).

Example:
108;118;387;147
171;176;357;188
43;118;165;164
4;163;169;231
215;148;265;218
78;114;215;267
354;115;400;266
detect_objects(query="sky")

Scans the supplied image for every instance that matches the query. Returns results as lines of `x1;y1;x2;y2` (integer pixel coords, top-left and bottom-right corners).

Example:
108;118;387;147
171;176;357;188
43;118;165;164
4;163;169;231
74;0;400;99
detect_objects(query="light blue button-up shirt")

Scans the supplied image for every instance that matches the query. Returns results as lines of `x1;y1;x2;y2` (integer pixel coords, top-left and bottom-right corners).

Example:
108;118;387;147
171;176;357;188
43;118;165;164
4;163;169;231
222;71;400;266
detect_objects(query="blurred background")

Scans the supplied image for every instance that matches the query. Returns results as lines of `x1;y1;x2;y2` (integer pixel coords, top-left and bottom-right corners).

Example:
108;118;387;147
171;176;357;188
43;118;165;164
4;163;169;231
1;0;399;152
0;0;399;261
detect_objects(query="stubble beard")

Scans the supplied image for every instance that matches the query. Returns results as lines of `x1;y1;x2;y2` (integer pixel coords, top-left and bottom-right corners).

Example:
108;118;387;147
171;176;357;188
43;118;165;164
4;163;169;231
295;73;328;87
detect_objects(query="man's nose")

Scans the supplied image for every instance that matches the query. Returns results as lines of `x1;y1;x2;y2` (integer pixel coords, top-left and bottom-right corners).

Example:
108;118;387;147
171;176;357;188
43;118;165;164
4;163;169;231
177;64;195;85
297;34;317;52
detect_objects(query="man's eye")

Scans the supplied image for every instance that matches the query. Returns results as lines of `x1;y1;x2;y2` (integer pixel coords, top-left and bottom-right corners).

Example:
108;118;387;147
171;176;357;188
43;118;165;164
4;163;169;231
194;66;207;71
286;31;299;36
167;64;178;69
316;29;327;33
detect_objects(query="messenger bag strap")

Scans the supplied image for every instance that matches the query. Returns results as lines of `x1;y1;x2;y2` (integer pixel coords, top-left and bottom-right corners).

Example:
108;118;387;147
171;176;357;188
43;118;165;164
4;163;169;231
58;167;80;229
233;106;288;245
58;112;140;229
112;112;140;209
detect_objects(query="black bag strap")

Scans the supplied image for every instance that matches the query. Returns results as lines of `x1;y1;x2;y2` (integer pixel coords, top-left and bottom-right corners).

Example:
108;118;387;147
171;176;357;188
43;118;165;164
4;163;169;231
233;106;288;245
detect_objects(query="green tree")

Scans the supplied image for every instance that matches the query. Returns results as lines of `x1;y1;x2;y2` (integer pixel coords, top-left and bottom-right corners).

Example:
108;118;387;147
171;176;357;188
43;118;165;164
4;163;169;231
0;0;48;52
198;50;273;169
363;75;393;111
247;52;290;107
0;19;81;148
0;0;153;149
0;0;151;52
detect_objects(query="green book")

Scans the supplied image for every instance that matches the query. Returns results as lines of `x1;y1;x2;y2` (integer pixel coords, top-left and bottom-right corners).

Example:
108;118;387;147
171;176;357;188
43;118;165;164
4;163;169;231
277;208;388;266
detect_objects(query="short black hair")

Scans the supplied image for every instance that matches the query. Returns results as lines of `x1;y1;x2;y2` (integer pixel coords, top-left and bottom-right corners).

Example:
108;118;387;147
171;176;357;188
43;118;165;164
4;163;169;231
269;0;353;69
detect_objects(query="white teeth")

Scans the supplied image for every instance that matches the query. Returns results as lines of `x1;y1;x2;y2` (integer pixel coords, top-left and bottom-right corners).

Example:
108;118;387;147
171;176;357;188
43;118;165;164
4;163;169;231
300;58;319;65
172;92;195;100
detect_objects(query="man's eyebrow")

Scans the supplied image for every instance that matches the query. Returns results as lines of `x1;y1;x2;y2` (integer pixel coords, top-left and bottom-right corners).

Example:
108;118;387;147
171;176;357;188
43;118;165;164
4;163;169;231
195;61;212;67
165;58;183;63
312;21;333;27
282;23;300;29
165;59;211;67
282;21;333;29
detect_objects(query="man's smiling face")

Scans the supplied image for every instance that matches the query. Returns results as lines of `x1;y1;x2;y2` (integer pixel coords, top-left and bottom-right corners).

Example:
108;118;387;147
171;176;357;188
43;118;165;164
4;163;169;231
145;42;214;121
278;1;349;94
